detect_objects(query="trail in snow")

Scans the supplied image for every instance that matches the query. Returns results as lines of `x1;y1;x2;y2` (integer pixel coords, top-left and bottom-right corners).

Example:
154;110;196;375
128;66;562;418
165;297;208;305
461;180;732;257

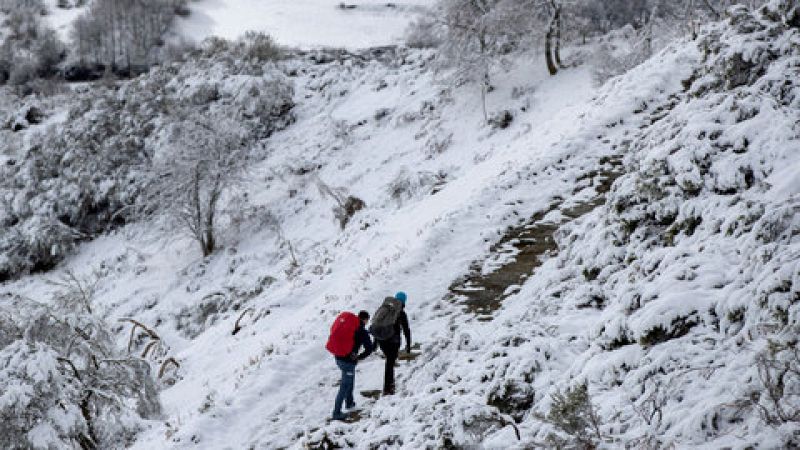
448;155;624;319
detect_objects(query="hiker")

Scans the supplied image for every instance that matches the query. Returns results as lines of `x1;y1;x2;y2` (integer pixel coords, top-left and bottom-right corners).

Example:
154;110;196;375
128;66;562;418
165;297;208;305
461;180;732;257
370;291;412;395
326;310;374;421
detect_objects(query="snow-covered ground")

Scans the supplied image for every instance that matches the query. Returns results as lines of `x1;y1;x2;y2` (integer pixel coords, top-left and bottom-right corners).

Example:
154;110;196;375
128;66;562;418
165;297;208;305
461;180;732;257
121;50;600;449
176;0;433;48
2;2;799;449
42;0;85;41
39;0;434;49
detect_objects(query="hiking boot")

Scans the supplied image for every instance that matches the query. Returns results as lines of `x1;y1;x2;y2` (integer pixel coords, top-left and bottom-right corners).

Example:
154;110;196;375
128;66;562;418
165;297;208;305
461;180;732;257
382;388;395;396
345;403;359;412
331;412;347;421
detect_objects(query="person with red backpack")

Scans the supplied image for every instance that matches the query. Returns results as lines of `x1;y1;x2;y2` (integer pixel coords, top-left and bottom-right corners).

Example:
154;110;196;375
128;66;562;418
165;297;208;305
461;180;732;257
326;310;374;421
369;291;411;395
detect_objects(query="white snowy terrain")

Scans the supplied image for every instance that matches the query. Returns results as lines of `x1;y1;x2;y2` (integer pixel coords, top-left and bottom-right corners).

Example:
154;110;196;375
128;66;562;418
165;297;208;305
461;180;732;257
175;0;433;48
40;0;434;48
1;1;799;449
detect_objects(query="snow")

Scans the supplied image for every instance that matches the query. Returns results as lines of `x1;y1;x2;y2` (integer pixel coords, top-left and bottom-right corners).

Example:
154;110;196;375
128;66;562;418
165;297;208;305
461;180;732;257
2;2;799;449
175;0;432;48
41;0;85;41
38;0;435;50
15;50;603;448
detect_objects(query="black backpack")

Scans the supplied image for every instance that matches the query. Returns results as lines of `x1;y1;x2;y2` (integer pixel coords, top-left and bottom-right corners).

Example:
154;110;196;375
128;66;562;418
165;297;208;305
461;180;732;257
369;297;403;340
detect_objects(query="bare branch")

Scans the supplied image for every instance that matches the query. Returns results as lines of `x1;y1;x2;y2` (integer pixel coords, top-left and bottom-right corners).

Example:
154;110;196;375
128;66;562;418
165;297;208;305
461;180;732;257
158;357;181;379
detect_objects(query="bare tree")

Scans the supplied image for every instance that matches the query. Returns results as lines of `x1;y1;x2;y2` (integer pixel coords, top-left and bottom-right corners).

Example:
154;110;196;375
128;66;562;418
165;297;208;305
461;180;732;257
544;0;563;75
437;0;515;121
70;0;184;74
142;113;250;257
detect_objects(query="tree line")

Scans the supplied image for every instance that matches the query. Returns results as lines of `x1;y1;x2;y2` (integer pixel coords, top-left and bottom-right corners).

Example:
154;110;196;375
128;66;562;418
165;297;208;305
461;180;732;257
0;0;187;89
415;0;754;121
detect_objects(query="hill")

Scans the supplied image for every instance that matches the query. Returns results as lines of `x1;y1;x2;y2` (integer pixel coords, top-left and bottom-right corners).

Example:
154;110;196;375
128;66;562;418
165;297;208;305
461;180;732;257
0;1;798;448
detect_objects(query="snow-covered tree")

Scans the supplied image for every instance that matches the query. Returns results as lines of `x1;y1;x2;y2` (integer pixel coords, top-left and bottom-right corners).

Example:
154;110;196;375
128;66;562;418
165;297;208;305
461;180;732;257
142;114;251;257
437;0;518;121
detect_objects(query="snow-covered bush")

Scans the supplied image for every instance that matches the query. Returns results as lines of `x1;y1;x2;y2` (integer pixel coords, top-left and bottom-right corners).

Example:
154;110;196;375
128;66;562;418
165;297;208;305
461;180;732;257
405;16;444;49
388;168;448;204
545;383;605;448
198;32;284;64
164;49;295;138
755;339;800;426
239;31;283;62
313;176;366;230
0;340;87;449
0;278;161;449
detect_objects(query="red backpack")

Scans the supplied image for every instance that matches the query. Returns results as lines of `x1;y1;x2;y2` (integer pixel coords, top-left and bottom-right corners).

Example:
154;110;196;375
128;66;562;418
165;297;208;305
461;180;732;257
325;312;360;357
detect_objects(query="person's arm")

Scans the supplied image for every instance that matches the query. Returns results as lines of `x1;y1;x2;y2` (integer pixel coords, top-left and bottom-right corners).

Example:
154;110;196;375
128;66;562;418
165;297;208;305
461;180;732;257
400;311;411;353
356;327;374;360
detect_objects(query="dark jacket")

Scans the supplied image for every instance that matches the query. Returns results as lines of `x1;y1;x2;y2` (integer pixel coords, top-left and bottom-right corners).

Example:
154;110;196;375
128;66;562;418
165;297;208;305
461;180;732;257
336;323;374;363
379;310;411;348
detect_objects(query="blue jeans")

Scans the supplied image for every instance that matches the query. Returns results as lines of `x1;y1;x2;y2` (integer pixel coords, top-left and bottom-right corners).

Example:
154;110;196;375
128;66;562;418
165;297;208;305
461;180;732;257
333;359;356;417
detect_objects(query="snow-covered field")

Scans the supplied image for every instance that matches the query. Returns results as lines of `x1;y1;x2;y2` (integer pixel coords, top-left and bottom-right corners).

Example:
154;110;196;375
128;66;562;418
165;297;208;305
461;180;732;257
176;0;433;48
40;0;434;48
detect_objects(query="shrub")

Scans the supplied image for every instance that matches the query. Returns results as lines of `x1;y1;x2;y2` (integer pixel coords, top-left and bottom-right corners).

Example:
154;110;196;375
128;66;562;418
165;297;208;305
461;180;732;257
8;59;37;86
545;383;604;448
488;379;535;422
315;177;366;230
240;31;282;61
405;16;443;49
488;110;514;130
0;278;161;449
34;28;65;76
754;339;800;426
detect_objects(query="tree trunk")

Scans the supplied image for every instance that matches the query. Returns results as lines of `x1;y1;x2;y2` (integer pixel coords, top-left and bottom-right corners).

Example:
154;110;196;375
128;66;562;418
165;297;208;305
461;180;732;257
545;27;558;76
480;82;487;123
201;176;222;257
554;5;564;69
545;0;559;76
479;35;489;123
191;167;207;256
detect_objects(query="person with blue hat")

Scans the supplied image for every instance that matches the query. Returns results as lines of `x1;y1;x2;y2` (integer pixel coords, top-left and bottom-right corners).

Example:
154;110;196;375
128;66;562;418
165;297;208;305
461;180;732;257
368;291;412;395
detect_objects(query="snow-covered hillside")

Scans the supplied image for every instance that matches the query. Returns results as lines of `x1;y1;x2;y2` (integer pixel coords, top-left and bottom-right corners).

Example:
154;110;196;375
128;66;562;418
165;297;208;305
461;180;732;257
1;1;798;449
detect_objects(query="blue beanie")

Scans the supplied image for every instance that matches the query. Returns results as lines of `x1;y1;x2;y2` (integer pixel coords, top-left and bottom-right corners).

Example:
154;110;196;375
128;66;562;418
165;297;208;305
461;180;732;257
395;291;407;304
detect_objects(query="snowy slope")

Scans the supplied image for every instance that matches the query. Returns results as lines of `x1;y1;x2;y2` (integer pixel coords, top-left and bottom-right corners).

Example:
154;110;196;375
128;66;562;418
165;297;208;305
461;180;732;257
120;50;602;449
2;2;799;449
